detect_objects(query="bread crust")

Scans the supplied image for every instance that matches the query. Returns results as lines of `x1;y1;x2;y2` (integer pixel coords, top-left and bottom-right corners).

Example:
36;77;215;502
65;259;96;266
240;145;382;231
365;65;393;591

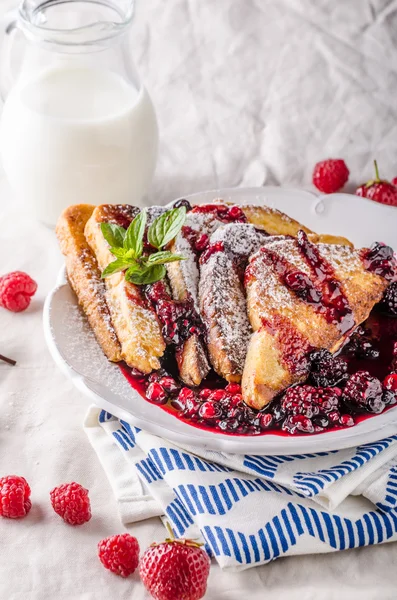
56;204;122;363
84;205;166;373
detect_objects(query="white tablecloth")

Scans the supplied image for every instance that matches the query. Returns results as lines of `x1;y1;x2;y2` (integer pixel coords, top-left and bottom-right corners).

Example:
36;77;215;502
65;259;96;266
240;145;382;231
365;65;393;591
1;0;397;598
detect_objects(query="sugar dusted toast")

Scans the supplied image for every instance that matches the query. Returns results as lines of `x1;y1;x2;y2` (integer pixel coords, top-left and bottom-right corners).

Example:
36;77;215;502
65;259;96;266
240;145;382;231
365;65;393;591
242;233;391;410
56;204;122;362
199;223;266;382
84;205;166;373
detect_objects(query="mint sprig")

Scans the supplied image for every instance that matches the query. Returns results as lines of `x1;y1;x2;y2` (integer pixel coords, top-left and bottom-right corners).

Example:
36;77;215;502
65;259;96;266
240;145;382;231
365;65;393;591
100;206;187;285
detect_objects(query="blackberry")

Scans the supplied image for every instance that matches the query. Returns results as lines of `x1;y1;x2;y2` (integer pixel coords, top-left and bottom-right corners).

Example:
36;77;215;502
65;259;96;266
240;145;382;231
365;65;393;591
309;349;349;387
342;371;385;414
383;390;397;406
279;385;342;434
173;198;192;211
343;326;380;360
379;282;397;317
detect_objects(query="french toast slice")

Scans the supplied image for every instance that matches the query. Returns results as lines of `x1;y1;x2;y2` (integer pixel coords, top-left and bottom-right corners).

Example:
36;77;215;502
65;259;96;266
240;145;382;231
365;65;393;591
166;201;339;386
165;210;225;385
241;233;392;409
199;223;267;382
84;205;166;373
56;204;122;363
237;203;353;247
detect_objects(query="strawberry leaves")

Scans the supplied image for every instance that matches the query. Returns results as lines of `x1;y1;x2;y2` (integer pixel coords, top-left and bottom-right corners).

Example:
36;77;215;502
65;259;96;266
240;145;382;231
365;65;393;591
100;207;186;285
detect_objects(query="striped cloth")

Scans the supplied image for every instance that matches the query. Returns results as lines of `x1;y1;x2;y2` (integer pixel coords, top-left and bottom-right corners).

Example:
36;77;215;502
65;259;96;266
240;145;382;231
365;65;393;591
85;406;397;570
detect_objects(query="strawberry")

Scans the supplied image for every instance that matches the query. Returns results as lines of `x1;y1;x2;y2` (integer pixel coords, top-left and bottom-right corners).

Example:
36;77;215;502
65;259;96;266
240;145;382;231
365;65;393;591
139;524;211;600
356;161;397;207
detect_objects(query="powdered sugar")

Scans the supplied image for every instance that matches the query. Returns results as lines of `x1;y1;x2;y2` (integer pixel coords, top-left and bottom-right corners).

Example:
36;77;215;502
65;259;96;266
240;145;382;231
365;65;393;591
198;224;266;377
210;223;267;258
200;250;251;377
56;294;134;399
168;211;227;310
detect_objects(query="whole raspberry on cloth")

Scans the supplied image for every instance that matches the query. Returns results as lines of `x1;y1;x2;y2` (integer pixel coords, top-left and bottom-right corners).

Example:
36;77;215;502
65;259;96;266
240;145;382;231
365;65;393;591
139;524;211;600
312;159;349;193
356;161;397;207
50;482;91;525
0;271;37;312
98;533;140;578
0;475;32;519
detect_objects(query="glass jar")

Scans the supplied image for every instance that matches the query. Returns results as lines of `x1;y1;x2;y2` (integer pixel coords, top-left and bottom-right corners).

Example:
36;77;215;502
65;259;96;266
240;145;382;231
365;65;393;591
0;0;158;226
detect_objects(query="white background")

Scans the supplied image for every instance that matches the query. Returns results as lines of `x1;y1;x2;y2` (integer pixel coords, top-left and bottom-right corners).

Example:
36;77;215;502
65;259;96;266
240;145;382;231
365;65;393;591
1;0;397;598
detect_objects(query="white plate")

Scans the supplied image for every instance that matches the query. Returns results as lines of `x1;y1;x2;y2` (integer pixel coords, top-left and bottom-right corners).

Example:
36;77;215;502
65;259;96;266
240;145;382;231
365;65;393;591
44;187;397;455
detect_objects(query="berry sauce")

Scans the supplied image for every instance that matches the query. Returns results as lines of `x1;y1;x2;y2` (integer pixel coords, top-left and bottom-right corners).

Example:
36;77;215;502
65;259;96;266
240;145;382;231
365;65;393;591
361;242;396;281
119;309;397;437
295;231;354;334
191;204;247;223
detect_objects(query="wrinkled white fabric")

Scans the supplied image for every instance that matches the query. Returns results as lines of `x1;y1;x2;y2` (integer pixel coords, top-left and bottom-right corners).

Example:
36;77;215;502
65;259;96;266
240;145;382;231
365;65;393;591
1;0;397;597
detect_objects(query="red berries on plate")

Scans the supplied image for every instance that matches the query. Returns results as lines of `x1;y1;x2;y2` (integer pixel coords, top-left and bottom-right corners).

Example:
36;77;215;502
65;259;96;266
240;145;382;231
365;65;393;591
0;271;37;312
356;161;397;207
50;482;92;525
0;475;31;519
312;159;349;193
139;526;211;600
98;533;140;578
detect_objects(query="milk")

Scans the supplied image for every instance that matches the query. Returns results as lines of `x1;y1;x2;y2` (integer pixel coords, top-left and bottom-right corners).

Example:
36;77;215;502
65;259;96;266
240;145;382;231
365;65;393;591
0;67;158;225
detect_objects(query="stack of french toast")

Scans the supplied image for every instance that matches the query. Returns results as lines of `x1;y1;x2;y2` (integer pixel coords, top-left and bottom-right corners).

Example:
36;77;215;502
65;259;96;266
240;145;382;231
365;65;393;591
56;200;393;411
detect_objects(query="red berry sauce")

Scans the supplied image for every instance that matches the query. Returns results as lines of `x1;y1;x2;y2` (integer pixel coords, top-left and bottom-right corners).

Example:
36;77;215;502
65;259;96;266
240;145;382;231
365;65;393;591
120;309;397;437
295;231;355;334
361;242;396;281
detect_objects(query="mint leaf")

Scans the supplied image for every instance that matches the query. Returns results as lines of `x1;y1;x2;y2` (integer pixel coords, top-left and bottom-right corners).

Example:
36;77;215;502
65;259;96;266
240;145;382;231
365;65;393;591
148;206;186;249
101;258;130;278
124;209;147;258
147;251;186;265
100;222;126;248
110;247;128;259
125;264;166;285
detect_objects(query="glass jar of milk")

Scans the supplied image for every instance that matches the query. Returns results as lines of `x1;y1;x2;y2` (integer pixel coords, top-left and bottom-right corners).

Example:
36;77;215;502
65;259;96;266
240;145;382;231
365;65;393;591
0;0;158;226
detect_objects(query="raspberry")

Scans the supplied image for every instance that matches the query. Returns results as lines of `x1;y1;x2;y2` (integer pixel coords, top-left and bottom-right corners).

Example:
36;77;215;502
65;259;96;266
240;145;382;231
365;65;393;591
195;234;209;252
343;371;385;414
146;382;168;404
50;482;91;525
158;376;179;395
255;413;273;429
226;205;246;221
225;383;242;395
312;159;349;193
384;373;397;392
140;531;210;600
98;533;140;578
199;388;212;400
379;282;397;317
198;401;222;422
309;349;349;387
0;271;37;313
282;414;314;434
392;177;397;187
0;475;31;519
208;389;227;402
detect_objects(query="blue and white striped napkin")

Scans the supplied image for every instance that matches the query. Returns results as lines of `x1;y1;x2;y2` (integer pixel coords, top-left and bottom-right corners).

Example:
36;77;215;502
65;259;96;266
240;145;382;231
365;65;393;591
85;406;397;570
